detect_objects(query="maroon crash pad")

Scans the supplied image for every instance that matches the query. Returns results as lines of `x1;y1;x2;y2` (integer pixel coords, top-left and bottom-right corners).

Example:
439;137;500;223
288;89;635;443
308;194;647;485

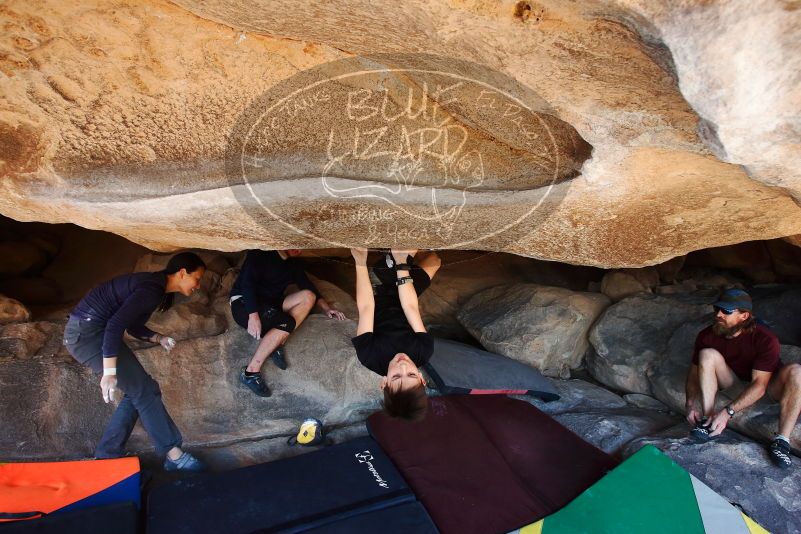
367;395;617;534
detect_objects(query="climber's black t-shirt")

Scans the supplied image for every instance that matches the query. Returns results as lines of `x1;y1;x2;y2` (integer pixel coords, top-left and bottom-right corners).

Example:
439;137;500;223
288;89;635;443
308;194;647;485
352;328;434;376
351;258;434;376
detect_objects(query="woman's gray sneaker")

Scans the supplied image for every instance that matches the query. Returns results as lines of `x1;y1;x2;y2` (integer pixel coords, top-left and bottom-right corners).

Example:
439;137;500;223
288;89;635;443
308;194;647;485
239;366;272;397
164;451;206;472
768;438;792;469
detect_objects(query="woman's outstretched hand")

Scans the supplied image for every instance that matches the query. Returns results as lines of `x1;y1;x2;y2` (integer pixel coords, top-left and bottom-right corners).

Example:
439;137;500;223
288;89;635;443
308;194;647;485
391;249;418;264
350;247;368;265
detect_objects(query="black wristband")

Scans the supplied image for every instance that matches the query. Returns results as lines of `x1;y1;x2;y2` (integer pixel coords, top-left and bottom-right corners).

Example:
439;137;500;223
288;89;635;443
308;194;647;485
396;276;414;286
394;263;412;271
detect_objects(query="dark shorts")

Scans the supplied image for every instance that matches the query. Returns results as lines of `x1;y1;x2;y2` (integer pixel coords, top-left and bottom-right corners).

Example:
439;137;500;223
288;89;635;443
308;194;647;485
230;298;295;335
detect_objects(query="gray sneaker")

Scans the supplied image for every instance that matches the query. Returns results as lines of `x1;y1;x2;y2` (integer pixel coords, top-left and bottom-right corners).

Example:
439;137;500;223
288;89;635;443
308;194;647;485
164;451;206;472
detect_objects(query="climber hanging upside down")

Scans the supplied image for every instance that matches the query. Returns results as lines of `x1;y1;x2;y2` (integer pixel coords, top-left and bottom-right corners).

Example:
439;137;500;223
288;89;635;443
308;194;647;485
350;247;441;422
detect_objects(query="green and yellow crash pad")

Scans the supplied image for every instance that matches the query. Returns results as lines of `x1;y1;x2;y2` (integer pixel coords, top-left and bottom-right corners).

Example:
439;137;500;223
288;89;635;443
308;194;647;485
510;445;768;534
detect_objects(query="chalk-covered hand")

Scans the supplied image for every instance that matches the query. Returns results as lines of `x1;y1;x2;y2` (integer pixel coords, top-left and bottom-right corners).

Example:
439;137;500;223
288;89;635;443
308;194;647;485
160;335;176;353
247;313;262;340
101;375;118;404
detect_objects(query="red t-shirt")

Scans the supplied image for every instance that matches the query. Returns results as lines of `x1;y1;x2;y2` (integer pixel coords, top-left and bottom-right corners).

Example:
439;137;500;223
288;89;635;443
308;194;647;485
692;324;782;381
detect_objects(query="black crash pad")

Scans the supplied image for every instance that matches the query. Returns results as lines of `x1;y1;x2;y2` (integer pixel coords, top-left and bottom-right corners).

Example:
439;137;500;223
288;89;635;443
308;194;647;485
147;436;415;534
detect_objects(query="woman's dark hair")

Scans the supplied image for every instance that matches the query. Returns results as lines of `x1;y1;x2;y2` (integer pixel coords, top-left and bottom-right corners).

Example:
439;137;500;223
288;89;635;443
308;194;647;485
157;252;206;312
382;384;429;422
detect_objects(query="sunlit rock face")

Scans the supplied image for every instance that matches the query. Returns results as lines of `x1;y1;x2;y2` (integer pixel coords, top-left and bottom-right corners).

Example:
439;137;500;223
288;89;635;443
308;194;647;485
1;0;800;266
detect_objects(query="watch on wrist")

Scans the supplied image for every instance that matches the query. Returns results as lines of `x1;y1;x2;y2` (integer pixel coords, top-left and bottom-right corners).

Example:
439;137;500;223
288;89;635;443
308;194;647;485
725;405;735;417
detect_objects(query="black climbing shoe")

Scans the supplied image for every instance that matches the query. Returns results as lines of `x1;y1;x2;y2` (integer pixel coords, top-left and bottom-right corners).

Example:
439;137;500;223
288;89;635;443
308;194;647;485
768;438;792;469
271;347;288;370
689;420;715;442
239;367;271;397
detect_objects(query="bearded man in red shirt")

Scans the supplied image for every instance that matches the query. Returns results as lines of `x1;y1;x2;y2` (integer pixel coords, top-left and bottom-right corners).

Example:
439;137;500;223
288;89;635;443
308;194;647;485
685;288;800;469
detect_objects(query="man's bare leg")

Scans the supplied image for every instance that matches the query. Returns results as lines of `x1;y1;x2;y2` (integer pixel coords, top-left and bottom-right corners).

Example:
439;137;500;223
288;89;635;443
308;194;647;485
245;290;315;372
246;328;289;373
697;348;736;417
283;289;316;329
769;364;801;438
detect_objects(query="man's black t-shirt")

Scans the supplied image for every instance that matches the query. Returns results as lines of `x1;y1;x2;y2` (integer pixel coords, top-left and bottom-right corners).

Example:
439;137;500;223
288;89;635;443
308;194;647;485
351;257;434;376
230;250;321;313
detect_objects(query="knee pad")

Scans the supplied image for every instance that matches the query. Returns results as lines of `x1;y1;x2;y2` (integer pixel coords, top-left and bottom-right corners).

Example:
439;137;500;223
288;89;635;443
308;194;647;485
270;312;296;334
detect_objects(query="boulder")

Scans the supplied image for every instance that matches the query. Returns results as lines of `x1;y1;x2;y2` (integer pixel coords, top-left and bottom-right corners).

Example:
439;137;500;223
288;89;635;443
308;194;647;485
3;1;801;266
134;251;236;277
0;314;378;459
751;285;801;346
458;284;610;377
143;289;228;341
514;378;627;416
600;271;651;302
686;241;776;283
307;274;358;320
0;294;31;324
623;393;671;412
624;426;801;534
415;252;600;339
0;276;63;305
553;407;680;456
654;256;686;284
0;241;48;277
765;239;801;281
587;293;713;394
0;321;67;360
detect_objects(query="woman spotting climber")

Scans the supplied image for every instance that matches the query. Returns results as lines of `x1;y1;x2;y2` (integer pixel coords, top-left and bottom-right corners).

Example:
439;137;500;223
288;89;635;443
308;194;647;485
350;247;441;421
63;252;207;472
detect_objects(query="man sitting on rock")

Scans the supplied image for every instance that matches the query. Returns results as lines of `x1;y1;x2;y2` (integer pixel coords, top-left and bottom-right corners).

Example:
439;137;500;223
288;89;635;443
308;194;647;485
685;288;801;468
231;249;345;397
350;247;441;422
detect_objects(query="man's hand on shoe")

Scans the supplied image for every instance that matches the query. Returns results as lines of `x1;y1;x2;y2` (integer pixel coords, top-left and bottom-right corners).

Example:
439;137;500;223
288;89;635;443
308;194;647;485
350;248;368;265
326;308;346;321
686;404;702;425
247;312;262;340
707;409;731;437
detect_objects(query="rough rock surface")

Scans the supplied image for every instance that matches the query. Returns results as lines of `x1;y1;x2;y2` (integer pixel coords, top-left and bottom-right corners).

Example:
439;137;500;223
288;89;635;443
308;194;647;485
0;320;66;360
516;378;628;416
0;294;31;324
623;393;670;412
752;285;801;347
419;251;601;339
600;267;659;301
0;314;379;459
624;426;801;534
2;1;801;265
458;283;610;377
587;293;713;394
554;407;680;456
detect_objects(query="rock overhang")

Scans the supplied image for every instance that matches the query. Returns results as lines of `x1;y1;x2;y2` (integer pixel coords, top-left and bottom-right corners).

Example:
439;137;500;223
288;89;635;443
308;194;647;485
1;0;800;266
